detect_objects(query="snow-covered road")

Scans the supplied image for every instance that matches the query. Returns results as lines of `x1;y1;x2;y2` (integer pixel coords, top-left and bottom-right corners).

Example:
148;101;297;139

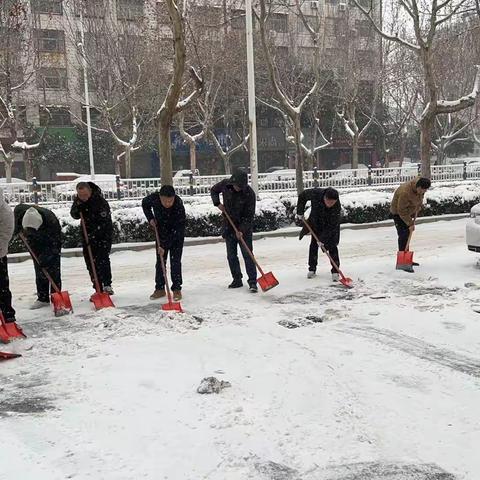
1;218;480;480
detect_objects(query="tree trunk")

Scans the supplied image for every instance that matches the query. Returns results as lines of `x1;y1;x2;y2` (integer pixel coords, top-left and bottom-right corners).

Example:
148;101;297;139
125;147;132;178
114;153;122;177
189;142;196;171
398;134;407;167
294;117;304;194
351;136;359;169
159;120;173;185
222;154;231;175
23;150;34;181
420;113;435;178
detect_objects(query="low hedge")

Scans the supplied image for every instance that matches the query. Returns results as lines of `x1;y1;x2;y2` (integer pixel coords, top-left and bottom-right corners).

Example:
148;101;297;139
8;185;479;254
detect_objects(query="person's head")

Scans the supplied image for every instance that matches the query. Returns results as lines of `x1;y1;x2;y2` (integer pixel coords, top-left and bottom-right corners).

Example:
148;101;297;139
22;206;43;232
159;185;176;208
323;187;339;208
415;177;431;194
230;168;248;192
76;182;92;202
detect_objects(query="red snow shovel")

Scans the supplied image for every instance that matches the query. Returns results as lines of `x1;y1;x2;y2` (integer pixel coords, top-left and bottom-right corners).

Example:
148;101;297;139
0;351;22;361
19;233;73;317
0;312;25;342
152;223;183;313
396;217;417;270
80;213;115;310
302;219;353;288
223;210;279;292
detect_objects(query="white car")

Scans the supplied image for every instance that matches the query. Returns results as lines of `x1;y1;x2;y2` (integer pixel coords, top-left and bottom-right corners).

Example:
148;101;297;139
262;169;296;181
466;203;480;253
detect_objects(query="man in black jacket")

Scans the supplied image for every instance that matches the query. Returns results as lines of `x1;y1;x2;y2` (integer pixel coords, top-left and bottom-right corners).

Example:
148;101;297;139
211;169;258;292
14;204;62;309
296;187;341;281
71;182;114;295
142;185;186;301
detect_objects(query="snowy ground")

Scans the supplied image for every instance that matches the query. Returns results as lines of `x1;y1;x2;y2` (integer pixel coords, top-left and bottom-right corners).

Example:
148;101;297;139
1;218;480;480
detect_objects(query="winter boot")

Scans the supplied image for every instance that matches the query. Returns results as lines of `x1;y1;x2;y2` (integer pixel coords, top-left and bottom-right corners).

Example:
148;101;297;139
228;279;243;289
103;285;114;295
331;273;340;282
30;299;50;310
172;290;182;301
248;283;258;293
150;289;166;300
412;262;420;266
307;271;316;279
396;264;414;273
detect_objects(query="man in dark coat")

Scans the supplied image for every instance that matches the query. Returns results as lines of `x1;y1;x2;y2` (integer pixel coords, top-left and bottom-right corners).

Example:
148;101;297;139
0;189;16;322
71;182;114;294
211;168;258;292
296;187;341;281
14;204;62;309
142;185;186;301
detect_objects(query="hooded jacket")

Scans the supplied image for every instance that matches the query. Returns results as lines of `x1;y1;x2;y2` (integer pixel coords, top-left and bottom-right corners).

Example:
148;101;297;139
390;179;425;226
211;173;256;236
296;188;341;246
14;204;62;265
70;182;113;246
0;189;14;258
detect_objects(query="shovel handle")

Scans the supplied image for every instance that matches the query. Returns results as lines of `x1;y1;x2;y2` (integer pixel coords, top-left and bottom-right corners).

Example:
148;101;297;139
80;213;102;294
222;210;265;276
301;219;345;280
404;214;418;252
19;232;61;293
151;222;174;304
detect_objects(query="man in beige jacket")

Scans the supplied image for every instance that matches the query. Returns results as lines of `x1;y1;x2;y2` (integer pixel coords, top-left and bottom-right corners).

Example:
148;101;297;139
390;177;431;271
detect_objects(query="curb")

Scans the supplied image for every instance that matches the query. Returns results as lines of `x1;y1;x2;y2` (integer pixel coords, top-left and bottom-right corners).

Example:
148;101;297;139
8;213;469;264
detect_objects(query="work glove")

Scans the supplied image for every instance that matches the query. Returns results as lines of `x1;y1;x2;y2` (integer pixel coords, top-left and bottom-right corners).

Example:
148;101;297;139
295;214;304;222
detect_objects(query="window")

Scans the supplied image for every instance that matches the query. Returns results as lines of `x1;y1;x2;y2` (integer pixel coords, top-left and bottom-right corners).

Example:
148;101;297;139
355;19;372;37
274;46;289;62
14;106;27;127
0;28;22;52
117;0;144;20
40;106;71;127
81;106;102;125
267;13;288;33
231;9;245;30
31;0;63;14
297;15;318;34
36;29;65;53
357;49;375;68
327;0;339;5
74;0;106;18
298;46;316;64
37;67;67;89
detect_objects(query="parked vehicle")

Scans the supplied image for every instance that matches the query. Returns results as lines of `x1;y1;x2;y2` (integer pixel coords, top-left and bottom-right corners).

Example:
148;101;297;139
466;203;480;253
263;169;296;181
265;166;285;174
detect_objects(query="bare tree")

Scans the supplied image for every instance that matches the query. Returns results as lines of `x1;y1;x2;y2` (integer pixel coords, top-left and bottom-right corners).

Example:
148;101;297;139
352;0;480;177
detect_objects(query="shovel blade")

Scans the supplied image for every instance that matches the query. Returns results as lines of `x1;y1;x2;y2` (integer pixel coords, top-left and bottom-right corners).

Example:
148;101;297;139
340;276;354;288
162;301;183;313
51;291;73;317
0;351;21;361
4;322;26;339
396;250;414;266
258;272;279;292
91;292;115;310
0;323;9;344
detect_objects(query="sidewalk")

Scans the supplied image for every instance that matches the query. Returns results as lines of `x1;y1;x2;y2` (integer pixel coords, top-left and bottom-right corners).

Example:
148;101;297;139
8;212;468;263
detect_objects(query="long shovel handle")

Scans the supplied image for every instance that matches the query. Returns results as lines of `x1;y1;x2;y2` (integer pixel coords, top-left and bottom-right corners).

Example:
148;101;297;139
79;213;102;294
151;222;174;304
404;214;418;252
222;209;265;276
19;232;61;293
302;218;345;279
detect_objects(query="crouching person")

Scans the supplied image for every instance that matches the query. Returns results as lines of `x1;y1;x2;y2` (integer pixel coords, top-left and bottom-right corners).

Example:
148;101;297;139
71;182;114;295
296;187;341;282
14;205;62;309
142;185;185;301
0;190;16;322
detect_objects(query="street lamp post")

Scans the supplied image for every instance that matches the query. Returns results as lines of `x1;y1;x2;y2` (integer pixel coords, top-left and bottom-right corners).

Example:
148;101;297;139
245;0;259;194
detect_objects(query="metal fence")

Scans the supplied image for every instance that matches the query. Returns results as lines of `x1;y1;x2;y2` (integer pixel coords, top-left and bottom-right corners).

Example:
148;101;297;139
1;162;478;206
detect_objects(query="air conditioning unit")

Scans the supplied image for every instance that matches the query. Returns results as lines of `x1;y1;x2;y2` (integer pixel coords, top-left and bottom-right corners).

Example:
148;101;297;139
338;0;347;11
310;1;318;9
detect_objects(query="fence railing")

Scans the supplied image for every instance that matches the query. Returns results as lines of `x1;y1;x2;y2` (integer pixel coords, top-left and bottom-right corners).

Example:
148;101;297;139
1;162;478;205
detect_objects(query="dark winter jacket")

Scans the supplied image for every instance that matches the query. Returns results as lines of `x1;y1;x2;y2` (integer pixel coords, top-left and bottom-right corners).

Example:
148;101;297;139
70;182;113;247
296;188;341;247
14;204;62;267
211;179;256;236
142;193;186;248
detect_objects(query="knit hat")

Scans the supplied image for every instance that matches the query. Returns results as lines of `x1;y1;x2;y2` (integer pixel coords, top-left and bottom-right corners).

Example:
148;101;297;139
230;169;248;188
22;207;43;230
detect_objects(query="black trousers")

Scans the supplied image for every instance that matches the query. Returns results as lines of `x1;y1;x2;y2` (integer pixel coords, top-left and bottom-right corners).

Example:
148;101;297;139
225;231;257;285
83;242;112;290
309;237;340;274
0;257;15;320
34;254;61;302
155;240;184;291
393;214;410;251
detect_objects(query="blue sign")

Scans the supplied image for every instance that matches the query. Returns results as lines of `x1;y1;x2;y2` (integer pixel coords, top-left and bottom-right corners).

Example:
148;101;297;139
171;129;232;155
